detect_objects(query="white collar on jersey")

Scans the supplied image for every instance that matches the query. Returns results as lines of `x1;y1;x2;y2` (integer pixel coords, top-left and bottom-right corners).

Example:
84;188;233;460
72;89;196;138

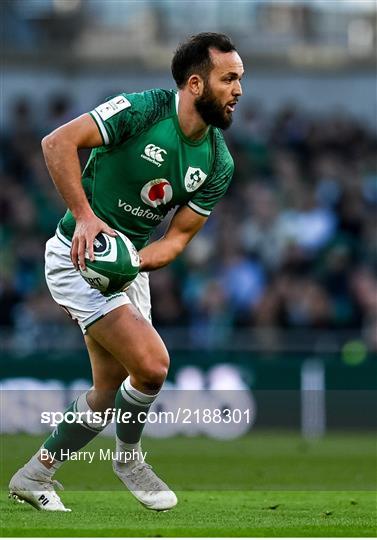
175;92;179;114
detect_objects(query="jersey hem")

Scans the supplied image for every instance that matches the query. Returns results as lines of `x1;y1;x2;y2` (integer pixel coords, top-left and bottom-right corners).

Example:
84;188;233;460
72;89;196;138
56;225;72;246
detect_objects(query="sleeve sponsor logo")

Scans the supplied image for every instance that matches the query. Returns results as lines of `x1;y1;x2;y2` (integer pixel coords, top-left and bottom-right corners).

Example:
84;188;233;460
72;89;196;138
95;95;131;121
184;167;207;192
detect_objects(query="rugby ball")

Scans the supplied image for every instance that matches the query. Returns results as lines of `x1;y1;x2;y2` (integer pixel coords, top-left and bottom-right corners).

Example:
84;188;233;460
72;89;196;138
79;230;140;295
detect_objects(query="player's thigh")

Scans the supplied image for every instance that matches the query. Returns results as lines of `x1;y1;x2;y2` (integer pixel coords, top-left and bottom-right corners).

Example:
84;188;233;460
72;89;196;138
86;304;169;388
85;333;128;409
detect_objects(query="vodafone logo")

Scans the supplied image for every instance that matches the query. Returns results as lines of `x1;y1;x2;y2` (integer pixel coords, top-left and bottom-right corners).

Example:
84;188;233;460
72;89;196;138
140;179;173;208
141;144;167;167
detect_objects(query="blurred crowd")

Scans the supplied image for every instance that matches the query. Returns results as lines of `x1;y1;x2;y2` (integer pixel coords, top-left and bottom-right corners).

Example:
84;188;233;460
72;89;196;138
1;94;376;350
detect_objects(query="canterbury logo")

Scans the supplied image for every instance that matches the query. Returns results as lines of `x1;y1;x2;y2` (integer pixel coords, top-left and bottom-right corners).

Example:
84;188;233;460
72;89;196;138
141;144;167;167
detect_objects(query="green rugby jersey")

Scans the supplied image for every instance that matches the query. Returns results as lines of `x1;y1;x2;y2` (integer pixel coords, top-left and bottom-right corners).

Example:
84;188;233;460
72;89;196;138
58;89;234;250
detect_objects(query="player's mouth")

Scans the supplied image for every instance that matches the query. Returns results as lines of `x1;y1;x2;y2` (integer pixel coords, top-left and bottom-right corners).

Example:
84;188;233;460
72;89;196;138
225;101;238;113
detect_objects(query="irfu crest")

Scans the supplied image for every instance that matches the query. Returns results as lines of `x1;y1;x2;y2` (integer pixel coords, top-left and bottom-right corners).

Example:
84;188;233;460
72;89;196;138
184;167;207;192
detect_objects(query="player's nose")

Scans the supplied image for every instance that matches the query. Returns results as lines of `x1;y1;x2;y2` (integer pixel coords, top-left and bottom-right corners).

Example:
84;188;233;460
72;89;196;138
232;80;242;97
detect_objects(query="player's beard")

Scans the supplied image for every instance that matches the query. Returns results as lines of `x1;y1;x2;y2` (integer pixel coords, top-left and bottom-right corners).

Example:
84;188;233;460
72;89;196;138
194;81;233;130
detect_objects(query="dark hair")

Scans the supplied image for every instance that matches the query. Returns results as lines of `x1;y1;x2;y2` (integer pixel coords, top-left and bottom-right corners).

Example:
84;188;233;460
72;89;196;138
171;32;236;88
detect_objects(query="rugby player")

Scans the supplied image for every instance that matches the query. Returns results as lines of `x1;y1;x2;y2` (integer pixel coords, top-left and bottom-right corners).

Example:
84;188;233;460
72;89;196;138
9;32;243;512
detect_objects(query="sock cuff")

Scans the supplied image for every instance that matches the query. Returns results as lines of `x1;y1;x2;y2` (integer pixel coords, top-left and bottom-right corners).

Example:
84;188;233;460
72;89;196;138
120;376;159;407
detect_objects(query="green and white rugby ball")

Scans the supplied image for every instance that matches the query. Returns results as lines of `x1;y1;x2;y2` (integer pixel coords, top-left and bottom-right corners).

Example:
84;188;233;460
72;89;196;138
79;230;140;295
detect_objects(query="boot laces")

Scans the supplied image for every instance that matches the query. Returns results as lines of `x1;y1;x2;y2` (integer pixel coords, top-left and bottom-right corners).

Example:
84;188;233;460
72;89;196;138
127;463;164;492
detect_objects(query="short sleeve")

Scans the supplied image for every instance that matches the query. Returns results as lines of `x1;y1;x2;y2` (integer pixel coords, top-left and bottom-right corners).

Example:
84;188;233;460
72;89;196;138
89;89;172;146
187;132;234;217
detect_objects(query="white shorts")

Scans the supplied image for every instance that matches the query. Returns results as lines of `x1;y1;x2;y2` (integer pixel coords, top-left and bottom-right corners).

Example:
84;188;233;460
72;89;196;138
45;231;151;333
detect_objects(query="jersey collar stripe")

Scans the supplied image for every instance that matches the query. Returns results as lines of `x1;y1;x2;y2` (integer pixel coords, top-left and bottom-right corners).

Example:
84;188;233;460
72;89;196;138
175;92;179;114
187;201;211;216
91;110;110;145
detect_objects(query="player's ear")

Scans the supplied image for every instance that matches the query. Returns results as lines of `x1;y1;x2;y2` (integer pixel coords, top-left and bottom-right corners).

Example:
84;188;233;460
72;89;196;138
187;74;204;97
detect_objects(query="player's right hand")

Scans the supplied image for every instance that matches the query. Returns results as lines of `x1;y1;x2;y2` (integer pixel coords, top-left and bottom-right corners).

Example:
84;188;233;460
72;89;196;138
71;213;117;271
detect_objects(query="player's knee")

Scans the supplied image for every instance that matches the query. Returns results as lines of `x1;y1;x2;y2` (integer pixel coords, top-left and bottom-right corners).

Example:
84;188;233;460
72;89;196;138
137;353;170;392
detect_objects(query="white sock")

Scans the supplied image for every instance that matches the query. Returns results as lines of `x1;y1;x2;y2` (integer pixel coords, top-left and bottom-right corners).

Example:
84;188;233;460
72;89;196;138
116;436;141;453
25;450;63;479
115;436;143;467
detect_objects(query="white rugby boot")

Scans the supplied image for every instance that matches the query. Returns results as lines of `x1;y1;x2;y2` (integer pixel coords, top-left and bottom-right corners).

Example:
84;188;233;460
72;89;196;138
113;459;177;511
9;466;71;512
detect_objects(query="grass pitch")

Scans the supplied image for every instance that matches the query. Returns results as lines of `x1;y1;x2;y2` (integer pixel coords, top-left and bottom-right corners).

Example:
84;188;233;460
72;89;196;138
1;432;376;537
